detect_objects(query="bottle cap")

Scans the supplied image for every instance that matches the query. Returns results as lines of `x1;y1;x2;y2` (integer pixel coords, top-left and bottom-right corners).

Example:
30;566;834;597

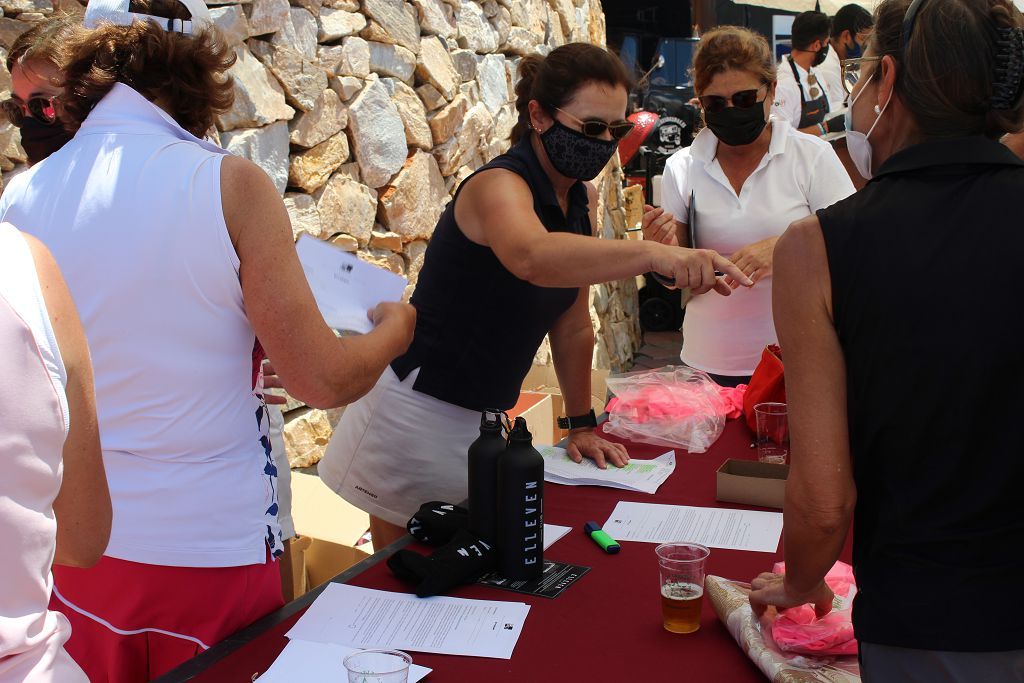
479;410;503;431
508;416;533;443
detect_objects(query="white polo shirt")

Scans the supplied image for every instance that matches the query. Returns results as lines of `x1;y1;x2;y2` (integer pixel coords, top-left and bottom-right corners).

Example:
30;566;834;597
661;118;855;376
772;55;836;129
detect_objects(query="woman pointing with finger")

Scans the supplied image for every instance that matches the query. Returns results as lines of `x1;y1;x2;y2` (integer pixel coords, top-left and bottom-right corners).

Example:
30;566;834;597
644;27;855;387
319;42;751;548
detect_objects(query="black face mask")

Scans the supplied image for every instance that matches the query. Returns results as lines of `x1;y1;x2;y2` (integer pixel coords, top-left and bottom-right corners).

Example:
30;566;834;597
19;117;72;165
812;44;830;67
704;103;767;147
539;120;619;181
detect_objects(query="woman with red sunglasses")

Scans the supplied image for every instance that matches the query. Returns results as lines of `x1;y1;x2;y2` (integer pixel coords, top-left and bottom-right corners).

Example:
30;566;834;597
643;26;855;388
2;18;75;165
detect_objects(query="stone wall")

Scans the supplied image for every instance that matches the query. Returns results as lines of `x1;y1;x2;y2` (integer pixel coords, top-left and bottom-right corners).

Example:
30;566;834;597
0;0;641;467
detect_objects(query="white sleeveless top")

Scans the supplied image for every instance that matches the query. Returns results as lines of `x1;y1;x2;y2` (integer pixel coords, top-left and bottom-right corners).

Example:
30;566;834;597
0;224;86;682
0;84;282;567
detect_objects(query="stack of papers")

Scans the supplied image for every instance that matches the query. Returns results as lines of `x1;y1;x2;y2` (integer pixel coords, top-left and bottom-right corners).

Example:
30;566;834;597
295;234;408;334
286;584;530;659
539;446;676;494
602;501;783;553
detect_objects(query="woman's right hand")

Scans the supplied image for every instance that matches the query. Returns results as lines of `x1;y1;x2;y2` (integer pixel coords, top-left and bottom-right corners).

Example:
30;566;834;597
370;301;417;356
647;242;752;295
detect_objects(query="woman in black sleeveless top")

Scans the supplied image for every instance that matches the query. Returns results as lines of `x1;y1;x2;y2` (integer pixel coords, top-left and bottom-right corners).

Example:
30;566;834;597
319;43;751;546
749;0;1024;679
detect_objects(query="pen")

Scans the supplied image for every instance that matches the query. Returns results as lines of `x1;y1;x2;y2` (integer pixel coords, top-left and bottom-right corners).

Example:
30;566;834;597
584;521;621;554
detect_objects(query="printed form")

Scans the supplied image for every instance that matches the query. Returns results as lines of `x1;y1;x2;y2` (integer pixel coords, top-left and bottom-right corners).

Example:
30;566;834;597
295;234;408;334
602;501;783;553
539;446;675;494
286;584;530;659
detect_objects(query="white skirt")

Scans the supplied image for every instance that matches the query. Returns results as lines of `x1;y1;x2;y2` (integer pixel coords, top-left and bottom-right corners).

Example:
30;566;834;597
318;367;481;526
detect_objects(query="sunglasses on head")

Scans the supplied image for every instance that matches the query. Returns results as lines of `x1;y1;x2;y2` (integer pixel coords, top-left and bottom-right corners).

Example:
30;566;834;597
554;107;635;140
1;95;58;127
698;84;768;114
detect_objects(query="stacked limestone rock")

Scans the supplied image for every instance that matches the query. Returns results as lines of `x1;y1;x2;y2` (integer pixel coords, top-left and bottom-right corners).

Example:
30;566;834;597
0;0;641;467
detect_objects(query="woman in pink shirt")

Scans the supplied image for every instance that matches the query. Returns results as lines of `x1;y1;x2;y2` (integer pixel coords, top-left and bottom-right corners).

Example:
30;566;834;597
0;223;111;682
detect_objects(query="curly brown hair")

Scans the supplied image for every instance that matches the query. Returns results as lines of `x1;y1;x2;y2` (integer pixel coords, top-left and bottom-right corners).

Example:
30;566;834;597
7;15;76;74
692;26;776;94
60;0;235;137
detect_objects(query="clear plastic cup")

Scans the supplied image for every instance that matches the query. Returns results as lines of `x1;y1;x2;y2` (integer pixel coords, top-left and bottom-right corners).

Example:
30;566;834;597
754;402;789;464
655;542;710;634
343;649;413;683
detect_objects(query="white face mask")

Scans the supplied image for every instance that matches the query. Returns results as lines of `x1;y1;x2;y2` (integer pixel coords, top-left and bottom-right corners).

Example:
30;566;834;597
843;72;892;179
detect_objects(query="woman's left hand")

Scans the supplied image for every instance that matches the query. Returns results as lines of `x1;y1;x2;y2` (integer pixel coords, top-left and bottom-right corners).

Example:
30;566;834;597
748;572;835;619
727;237;778;288
567;429;630;469
262;360;288;405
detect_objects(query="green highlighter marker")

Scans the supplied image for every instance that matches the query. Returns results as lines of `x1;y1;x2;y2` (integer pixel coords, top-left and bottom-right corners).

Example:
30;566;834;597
584;521;621;554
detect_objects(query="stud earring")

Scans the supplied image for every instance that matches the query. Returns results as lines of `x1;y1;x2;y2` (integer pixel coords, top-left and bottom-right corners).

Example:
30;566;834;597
874;105;881;114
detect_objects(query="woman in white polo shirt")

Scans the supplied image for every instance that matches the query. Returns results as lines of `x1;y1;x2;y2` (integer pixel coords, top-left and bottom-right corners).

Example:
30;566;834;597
644;26;855;386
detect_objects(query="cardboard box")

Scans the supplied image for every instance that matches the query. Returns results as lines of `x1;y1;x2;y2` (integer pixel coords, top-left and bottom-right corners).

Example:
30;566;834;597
715;459;790;510
281;472;374;600
507;391;557;445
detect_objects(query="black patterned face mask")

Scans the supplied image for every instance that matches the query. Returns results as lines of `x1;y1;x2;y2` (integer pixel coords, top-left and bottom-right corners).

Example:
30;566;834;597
539;120;619;181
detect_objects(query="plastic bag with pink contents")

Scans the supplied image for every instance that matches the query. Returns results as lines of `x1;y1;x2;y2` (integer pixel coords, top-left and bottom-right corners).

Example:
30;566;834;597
603;365;729;453
767;561;859;657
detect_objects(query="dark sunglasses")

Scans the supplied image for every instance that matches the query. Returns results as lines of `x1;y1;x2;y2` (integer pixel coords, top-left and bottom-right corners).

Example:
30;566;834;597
1;95;58;127
698;85;768;114
554;107;635;140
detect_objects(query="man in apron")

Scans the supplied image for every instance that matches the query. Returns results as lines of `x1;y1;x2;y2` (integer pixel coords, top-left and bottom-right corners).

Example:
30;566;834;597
773;11;846;137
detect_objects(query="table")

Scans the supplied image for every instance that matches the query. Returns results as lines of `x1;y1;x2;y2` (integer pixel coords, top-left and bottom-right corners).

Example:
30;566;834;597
156;418;852;682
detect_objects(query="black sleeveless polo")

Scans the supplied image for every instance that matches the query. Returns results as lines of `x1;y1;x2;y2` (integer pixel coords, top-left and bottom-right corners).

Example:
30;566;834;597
817;136;1024;652
391;138;591;411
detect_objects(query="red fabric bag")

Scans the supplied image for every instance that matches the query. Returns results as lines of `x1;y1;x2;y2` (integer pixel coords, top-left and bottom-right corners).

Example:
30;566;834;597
743;345;785;432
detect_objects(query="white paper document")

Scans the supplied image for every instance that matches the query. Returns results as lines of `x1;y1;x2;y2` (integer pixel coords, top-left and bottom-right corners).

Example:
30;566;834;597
539;446;676;495
602;501;783;553
260;640;432;682
543;523;571;550
286;583;530;659
295;233;408;333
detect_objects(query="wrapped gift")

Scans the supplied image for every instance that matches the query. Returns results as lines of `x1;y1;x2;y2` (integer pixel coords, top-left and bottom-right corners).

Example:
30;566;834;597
705;575;861;682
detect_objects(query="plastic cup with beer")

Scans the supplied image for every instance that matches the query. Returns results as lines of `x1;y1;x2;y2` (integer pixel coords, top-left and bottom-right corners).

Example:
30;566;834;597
343;649;413;683
655;542;710;634
754;402;789;464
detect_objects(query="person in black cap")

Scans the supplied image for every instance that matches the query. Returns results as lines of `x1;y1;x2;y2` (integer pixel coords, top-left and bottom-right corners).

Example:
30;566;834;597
774;10;846;136
750;0;1024;679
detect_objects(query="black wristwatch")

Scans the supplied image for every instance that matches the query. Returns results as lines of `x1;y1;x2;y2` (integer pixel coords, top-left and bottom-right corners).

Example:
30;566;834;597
558;409;598;430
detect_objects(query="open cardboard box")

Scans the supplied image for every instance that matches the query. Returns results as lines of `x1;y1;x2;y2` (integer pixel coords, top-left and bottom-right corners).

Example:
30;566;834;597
281;472;373;600
715;459;790;510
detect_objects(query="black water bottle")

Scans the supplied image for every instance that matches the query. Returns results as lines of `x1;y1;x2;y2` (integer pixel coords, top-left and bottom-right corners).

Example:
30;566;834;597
497;417;544;580
468;411;506;544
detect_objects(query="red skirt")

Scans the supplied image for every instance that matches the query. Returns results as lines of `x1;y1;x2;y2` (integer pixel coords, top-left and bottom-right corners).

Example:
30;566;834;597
50;552;283;682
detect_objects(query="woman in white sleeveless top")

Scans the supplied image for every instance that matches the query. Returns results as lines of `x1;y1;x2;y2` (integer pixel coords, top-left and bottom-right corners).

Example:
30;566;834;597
0;223;110;682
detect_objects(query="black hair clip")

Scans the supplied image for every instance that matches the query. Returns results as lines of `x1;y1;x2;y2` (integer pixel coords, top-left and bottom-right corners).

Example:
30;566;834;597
992;26;1024;111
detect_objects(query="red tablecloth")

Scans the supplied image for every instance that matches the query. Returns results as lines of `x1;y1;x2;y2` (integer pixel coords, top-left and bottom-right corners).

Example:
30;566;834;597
181;419;852;681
